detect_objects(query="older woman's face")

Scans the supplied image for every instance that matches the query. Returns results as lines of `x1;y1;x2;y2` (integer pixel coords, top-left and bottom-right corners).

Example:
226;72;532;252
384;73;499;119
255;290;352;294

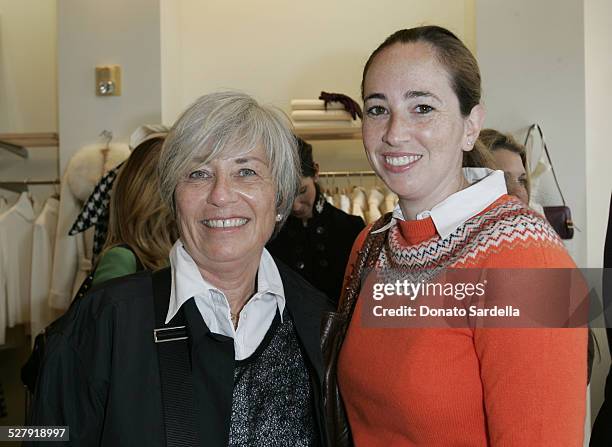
362;42;478;208
174;144;277;268
493;148;529;205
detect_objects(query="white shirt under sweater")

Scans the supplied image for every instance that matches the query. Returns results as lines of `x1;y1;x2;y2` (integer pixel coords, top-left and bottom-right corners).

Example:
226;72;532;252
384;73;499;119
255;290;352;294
167;241;286;360
374;168;507;239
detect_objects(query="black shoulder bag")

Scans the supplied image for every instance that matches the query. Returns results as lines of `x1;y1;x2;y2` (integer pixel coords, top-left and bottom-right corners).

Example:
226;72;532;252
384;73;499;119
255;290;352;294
152;268;198;447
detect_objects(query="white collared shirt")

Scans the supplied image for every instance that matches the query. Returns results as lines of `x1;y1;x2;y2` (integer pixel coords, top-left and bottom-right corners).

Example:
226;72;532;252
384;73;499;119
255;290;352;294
374;168;507;239
167;240;286;360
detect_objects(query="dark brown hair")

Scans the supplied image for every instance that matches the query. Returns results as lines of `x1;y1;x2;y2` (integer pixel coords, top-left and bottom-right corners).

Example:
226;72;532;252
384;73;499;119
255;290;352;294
296;136;316;177
362;25;481;117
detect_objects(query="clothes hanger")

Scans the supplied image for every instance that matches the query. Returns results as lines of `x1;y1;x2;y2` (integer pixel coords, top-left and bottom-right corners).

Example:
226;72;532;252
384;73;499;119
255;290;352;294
99;130;113;177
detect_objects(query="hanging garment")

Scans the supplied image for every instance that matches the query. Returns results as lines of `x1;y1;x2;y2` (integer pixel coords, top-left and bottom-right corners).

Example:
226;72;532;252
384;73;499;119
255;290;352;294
69;164;123;258
49;143;128;310
128;124;169;149
351;187;367;221
323;192;334;207
339;193;351;215
382;191;398;214
366;188;385;224
0;192;36;344
30;197;61;342
0;196;8;214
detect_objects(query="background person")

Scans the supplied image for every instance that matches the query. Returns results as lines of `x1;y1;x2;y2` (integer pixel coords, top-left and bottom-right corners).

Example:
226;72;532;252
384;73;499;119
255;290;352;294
327;26;587;446
92;135;178;285
29;92;332;446
267;137;365;303
478;128;530;205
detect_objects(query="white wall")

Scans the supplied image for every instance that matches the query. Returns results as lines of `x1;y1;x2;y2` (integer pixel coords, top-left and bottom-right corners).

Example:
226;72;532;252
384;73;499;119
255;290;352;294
161;0;476;172
57;0;162;173
476;0;587;268
0;0;58;202
0;0;57;133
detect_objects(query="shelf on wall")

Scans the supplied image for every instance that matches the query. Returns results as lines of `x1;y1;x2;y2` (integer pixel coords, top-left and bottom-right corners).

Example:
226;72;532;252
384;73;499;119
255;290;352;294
293;126;362;141
0;132;59;148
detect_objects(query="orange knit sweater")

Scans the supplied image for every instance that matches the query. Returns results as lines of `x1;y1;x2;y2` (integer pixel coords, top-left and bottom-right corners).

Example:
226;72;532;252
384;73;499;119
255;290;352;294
337;195;586;446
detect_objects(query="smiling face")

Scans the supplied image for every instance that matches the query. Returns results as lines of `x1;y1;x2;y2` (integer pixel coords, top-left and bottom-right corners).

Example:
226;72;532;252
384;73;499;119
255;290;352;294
362;42;484;217
174;144;277;269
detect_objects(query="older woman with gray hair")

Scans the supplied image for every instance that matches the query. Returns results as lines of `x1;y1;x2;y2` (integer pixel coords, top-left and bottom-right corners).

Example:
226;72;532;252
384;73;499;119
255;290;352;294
28;92;332;447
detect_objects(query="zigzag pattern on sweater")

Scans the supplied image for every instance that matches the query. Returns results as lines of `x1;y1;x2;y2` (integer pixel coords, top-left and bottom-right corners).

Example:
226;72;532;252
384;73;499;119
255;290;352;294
378;199;564;272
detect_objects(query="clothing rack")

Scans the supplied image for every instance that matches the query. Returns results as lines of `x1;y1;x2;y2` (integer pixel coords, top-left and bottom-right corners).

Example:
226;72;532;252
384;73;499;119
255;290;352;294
0;133;61;193
0;133;59;158
318;170;376;177
0;179;60;194
294;127;362;141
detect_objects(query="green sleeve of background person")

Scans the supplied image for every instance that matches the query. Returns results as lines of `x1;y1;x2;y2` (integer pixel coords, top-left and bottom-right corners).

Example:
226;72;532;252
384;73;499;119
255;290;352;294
92;246;138;286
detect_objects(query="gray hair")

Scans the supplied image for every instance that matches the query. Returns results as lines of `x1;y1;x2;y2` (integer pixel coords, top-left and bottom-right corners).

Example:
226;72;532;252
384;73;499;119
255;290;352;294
158;91;301;234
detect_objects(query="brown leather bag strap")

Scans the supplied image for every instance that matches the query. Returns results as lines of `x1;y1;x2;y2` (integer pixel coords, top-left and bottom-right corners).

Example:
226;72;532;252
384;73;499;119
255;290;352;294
338;212;392;317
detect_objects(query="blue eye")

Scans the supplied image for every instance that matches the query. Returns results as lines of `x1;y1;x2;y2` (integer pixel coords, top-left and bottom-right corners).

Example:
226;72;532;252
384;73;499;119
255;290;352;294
366;105;388;117
238;168;256;177
414;104;434;114
188;170;211;179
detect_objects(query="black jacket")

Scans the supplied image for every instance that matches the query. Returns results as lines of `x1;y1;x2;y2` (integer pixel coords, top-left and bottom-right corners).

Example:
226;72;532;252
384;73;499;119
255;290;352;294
590;193;612;446
28;260;333;446
267;192;365;305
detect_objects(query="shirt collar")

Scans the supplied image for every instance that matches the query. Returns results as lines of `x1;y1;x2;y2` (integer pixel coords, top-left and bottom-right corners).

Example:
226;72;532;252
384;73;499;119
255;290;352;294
166;240;285;324
373;168;507;240
10;192;36;222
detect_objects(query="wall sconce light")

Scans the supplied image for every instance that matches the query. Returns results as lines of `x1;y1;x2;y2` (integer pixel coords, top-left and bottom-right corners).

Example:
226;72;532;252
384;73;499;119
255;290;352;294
95;65;122;96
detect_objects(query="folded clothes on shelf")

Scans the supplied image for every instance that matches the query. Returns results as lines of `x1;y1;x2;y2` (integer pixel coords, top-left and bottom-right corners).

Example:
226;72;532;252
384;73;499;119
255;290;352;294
290;99;345;111
292;120;359;129
291;110;354;121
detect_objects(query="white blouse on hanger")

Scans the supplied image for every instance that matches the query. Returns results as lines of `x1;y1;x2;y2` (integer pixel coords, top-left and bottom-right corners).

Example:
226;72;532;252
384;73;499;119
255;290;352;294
382;191;398;215
338;193;351;214
366;188;384;224
30;197;61;342
0;192;36;344
351;187;367;221
0;196;8;214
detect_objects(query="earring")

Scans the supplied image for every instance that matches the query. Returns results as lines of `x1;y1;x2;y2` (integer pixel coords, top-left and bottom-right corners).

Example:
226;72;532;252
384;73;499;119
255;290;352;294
275;214;283;222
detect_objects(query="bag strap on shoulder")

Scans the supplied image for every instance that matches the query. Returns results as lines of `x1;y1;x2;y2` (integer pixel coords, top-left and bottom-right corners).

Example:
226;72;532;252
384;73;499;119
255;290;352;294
524;123;567;206
152;268;197;447
338;213;393;318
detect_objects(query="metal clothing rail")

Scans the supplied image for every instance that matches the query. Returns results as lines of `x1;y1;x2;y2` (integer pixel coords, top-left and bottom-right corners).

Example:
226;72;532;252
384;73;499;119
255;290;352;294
0;139;28;158
0;179;60;194
0;132;59;159
318;170;376;177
